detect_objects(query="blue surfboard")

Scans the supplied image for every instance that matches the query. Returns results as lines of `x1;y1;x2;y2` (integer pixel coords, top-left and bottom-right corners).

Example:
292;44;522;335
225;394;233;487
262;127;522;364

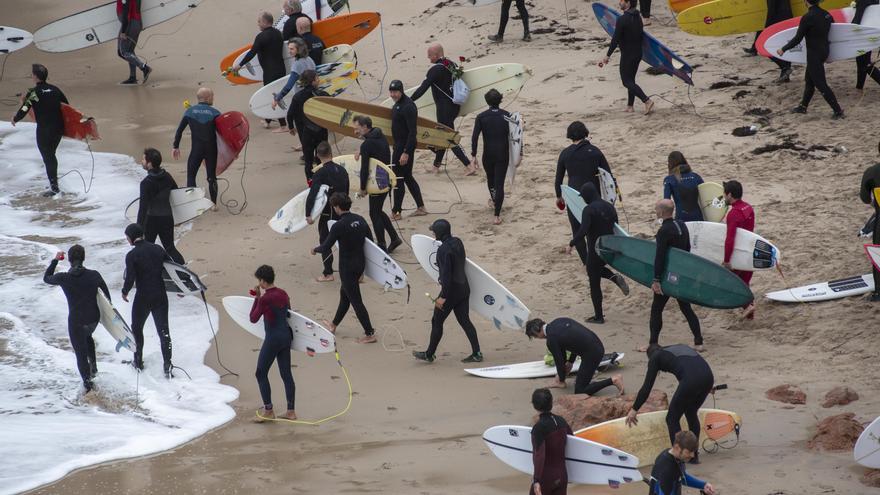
593;3;694;86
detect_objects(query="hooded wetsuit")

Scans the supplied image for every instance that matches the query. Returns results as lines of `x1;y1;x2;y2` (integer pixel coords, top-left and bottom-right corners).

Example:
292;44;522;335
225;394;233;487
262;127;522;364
861;162;880;292
652;219;702;346
649;450;708;495
555;140;612;265
781;5;843;114
122;239;173;370
724;199;755;292
472;106;511;216
137;168;184;264
570;183;621;320
607;8;650;107
307;161;349;276
544;318;614;395
359;127;400;250
173;102;221;204
250;287;295;411
391;94;424;214
411;58;471;168
531;412;572;495
13;81;68;193
662;165;704;222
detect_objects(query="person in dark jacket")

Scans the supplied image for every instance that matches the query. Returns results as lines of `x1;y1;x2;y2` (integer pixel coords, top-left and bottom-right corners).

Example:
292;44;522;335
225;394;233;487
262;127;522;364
529;388;571;495
137;148;184;264
296;17;324;64
487;0;531;42
281;0;312;41
861;145;880;301
744;0;794;83
11;64;68;196
777;0;844;119
600;0;655;115
388;79;428;219
234;12;287;129
116;0;152;84
307;142;349;281
471;89;511;224
172;87;221;205
288;69;328;179
413;219;483;363
122;223;174;376
662;151;704;222
353;115;402;253
44;245;112;393
650;431;717;494
853;0;880;89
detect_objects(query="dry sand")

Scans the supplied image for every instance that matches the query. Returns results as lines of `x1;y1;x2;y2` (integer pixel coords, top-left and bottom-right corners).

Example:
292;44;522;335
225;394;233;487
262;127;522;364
4;0;880;493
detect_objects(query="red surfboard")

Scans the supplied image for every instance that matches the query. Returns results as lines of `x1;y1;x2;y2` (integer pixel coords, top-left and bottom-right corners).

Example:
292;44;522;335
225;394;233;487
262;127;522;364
757;9;848;57
216;111;249;175
28;103;99;140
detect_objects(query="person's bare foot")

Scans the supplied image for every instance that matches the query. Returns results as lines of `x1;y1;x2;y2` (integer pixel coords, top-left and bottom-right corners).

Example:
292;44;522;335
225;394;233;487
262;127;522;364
356;335;377;344
410;208;428;217
281;409;297;420
743;303;756;320
611;374;625;395
645;99;655;115
694;344;706;352
261;121;270;129
426;165;441;174
315;274;334;282
637;344;650;352
493;216;502;225
625;106;635;113
211;204;219;212
272;127;288;134
391;212;402;221
254;407;275;422
643;18;652;26
464;165;477;176
322;320;337;334
293;144;302;151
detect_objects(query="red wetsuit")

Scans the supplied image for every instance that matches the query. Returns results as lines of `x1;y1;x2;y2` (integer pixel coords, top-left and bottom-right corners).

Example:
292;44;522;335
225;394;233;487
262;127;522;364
724;199;755;290
531;412;572;495
250;287;291;329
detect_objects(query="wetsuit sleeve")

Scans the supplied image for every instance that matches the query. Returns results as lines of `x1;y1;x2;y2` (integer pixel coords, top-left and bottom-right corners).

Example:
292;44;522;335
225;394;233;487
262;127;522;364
532;428;547;484
554;152;565;198
43;259;62;285
723;208;742;264
238;32;263;67
173;113;189;149
410;65;438;102
683;473;707;490
663;177;673;200
781;14;810;52
58;88;69;105
314;221;340;254
12;92;30;123
437;247;453;299
598;150;611;174
249;295;266;324
606;14;624;57
654;226;670;282
547;336;568;382
404;104;417;155
470;114;482;157
860;166;877;205
570;209;592;247
633;354;660;411
275;71;302;101
305;171;323;214
359;143;370;191
853;0;870;24
97;274;111;302
137;179;152;226
122;252;136;296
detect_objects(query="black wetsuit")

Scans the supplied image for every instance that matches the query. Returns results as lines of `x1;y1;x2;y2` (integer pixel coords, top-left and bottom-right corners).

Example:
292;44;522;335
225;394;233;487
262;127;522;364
640;0;652;19
44;260;111;391
173;102;221;203
411;59;471;168
250;287;295;411
390;94;424;214
122;239;173;370
13;82;68;193
752;0;793;72
307;161;349;276
360;127;400;250
302;32;325;64
554;140;612;265
496;0;530;38
634;345;714;445
607;8;649;107
281;13;312;41
290;86;329;178
781;5;843;114
240;27;287;126
544;318;613;395
861;163;880;292
471;106;510;216
854;0;880;89
649;450;708;495
531;412;572;495
314;212;376;336
570;183;620;320
136;168;184;264
652;219;702;345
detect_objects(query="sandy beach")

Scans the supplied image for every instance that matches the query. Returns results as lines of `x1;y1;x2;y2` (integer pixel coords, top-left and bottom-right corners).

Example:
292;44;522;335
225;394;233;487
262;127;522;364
3;0;880;493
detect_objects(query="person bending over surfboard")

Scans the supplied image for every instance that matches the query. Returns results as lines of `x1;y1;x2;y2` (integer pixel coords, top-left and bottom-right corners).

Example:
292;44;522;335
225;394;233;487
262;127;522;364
721;181;757;319
44;245;112;394
311;193;379;344
776;0;844;119
860;149;880;301
287;68;327;178
117;0;152;85
488;0;531;42
233;12;287;130
353;115;403;253
525;317;624;395
388;80;428;219
137;148;185;265
567;183;629;323
530;388;572;495
307;142;349;282
250;265;297;422
599;0;654;115
649;431;717;494
172;87;220;207
663;151;704;222
413;219;483;363
626;344;714;464
471;89;512;224
744;0;794;84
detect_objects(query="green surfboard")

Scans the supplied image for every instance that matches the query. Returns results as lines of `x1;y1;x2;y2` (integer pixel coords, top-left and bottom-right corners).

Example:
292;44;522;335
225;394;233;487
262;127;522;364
596;235;753;309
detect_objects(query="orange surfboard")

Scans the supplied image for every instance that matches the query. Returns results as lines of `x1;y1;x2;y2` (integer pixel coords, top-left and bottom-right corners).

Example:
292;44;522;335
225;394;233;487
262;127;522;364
28;103;99;140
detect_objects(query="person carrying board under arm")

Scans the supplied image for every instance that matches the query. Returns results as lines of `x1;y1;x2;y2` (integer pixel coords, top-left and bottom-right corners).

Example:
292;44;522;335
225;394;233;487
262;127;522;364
306;142;349;282
353;115;402;253
599;0;654;115
721;180;756;319
287;68;326;179
744;0;793;84
117;0;152;84
649;431;717;494
136;148;184;265
860;145;880;302
530;388;571;495
234;12;287;129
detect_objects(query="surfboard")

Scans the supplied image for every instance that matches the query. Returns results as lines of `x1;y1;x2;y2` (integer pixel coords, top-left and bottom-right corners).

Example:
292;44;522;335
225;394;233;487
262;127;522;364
379;63;533;122
860;213;876;237
697;182;727;222
560;185;628;236
328;220;407;289
279;0;344;22
765;23;880;64
304;97;461;150
593;3;694;86
597;168;618;204
124;187;214;225
756;9;849;57
96;290;136;353
669;0;712;14
575;409;742;467
221;296;336;354
33;0;204;53
230;43;355;85
268;185;329;235
686;221;780;271
313;155;397;194
248;61;358;120
0;26;33;54
596;235;754;309
313;11;380;46
216;111;249;175
161;262;207;295
764;274;874;302
677;0;851;37
410;234;530;329
464;352;625;379
483;425;642;486
867;244;880;272
26;101;99;141
855;416;880;468
468;0;503;5
506;112;523;185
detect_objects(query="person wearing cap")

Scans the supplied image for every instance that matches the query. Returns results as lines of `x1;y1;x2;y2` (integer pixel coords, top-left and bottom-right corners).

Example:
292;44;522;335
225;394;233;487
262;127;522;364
414;219;482;363
721;180;756;319
388;79;428;219
122;223;175;376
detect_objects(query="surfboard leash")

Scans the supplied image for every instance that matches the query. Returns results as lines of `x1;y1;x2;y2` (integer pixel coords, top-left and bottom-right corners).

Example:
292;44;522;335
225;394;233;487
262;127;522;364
200;291;240;378
217;140;249;215
57;137;97;195
136;4;198;52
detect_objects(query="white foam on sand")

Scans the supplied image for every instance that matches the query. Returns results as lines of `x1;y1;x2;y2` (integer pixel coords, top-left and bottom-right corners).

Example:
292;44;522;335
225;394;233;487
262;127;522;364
0;122;238;495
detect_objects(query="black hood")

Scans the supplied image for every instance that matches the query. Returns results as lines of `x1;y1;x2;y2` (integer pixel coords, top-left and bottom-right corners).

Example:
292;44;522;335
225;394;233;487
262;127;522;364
579;182;601;203
365;127;385;140
430;219;452;241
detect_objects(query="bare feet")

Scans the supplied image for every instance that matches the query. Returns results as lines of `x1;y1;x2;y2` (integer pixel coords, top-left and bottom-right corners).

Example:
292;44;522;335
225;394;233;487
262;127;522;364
272;127;288;134
694;344;706;352
293;144;302;151
643;18;652;26
281;409;297;420
625;106;635;113
493;216;503;225
410;207;428;217
315;274;335;282
743;303;756;320
391;212;402;221
261;121;270;129
637;344;650;352
426;165;441;174
211;204;219;212
464;165;478;176
322;320;337;334
356;335;377;344
254;407;275;422
645;99;655;115
612;374;625;396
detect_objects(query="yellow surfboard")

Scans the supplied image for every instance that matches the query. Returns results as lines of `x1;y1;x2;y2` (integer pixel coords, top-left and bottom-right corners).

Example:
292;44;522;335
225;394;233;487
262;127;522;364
313;155;398;195
669;0;712;14
677;0;851;36
874;186;880;206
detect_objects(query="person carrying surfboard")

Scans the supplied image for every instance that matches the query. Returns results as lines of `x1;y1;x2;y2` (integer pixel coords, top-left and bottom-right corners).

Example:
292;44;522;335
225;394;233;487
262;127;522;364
471;89;512;224
281;0;313;42
529;388;572;495
663;152;704;222
307;142;349;282
721;180;757;318
744;0;794;84
413;219;483;363
234;12;287;130
172;87;220;207
287;68;327;179
43;245;112;394
860;150;880;301
487;0;531;42
136;148;185;265
116;0;152;85
388;80;428;219
649;430;717;494
353;115;403;253
599;0;655;115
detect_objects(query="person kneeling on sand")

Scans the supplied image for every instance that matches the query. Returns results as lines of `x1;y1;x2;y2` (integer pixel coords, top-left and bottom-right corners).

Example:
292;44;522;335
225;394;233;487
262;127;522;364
530;388;572;495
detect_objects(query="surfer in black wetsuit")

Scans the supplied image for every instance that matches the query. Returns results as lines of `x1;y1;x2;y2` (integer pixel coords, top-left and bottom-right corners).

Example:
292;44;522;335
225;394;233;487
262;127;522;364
117;0;152;84
137;148;184;265
11;64;67;196
296;17;324;64
650;431;717;495
307;142;349;282
413;219;483;363
173;87;221;205
289;69;329;179
777;0;844;119
311;193;378;344
234;12;287;129
122;223;174;376
281;0;313;41
554;122;613;266
353;115;402;253
530;388;572;495
853;0;880;89
471;89;510;224
744;0;794;83
568;183;629;323
488;0;531;42
627;344;714;464
861;149;880;301
648;199;703;351
389;79;428;219
600;0;654;115
44;245;112;393
525;317;624;395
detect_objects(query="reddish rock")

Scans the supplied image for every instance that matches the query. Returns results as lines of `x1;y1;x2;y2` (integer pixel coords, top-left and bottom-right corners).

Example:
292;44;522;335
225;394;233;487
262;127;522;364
862;470;880;488
822;386;859;408
808;413;864;451
765;384;806;405
549;390;668;432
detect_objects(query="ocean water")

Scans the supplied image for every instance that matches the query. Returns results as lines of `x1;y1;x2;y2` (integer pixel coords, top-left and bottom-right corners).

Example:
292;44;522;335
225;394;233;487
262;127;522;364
0;122;238;494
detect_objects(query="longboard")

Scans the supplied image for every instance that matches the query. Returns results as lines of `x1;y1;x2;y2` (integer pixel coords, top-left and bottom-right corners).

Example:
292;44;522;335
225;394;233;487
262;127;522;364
756;9;849;57
765;23;880;64
248;61;358;120
125;187;213;225
677;0;851;37
228;44;355;85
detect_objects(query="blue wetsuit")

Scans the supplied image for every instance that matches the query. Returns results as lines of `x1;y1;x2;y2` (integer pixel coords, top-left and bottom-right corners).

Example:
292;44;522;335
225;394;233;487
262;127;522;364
662;165;704;222
173;102;221;203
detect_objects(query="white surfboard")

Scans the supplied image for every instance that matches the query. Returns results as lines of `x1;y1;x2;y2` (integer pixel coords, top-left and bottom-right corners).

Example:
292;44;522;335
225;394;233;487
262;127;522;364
162;262;207;295
0;26;33;54
222;296;335;354
268;185;328;235
248;61;357;120
273;0;346;30
767;23;880;64
327;220;407;289
483;425;642;486
381;63;533;122
468;0;502;5
687;221;780;271
411;234;530;329
865;244;880;272
560;185;628;236
125;187;213;226
235;43;355;83
855;416;880;468
96;290;136;353
698;182;728;223
505;112;523;185
465;352;624;379
597;168;617;204
765;274;874;302
313;155;397;194
33;0;203;53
